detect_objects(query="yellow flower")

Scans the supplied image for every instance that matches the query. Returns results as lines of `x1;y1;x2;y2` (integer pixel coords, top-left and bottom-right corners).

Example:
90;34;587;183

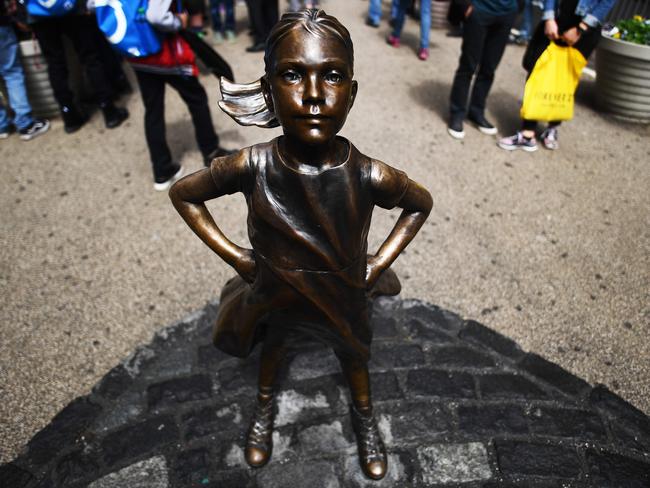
633;15;643;21
613;32;621;38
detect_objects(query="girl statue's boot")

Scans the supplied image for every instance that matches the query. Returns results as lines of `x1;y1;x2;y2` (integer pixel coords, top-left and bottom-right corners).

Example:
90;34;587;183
350;405;387;480
245;391;274;467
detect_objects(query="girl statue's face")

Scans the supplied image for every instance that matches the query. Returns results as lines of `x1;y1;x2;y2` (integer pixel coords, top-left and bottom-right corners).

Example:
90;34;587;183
264;28;357;147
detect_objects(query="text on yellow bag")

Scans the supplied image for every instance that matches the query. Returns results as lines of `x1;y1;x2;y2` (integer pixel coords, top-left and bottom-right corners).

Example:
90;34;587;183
520;42;587;122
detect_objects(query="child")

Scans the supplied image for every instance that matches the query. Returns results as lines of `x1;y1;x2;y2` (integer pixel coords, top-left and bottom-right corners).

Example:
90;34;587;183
170;9;432;480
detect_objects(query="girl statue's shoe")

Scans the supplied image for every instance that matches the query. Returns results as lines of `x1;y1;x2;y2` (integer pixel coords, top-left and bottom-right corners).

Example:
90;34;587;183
245;392;274;467
351;405;387;480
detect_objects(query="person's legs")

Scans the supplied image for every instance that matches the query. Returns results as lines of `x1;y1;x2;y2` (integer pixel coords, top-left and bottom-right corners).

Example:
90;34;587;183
367;0;383;25
419;0;431;49
210;0;223;32
167;74;220;162
337;353;387;481
467;11;516;121
390;0;409;40
448;10;488;136
134;71;178;182
0;27;33;131
32;20;76;109
245;335;287;468
520;0;533;40
224;0;236;33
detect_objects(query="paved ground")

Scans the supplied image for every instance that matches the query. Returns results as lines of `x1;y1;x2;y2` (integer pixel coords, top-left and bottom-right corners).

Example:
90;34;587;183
1;298;649;487
1;0;649;465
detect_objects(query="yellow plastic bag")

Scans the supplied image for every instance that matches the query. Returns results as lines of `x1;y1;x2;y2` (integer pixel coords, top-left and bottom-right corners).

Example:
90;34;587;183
520;42;587;122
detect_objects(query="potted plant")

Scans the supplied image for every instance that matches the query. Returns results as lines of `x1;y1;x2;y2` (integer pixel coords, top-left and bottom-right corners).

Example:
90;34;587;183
596;16;650;123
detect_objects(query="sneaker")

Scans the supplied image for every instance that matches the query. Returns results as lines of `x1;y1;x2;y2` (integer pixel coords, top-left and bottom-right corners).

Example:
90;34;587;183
213;31;224;44
417;47;429;61
468;113;498;135
386;34;400;48
101;103;129;129
225;30;236;43
153;166;185;192
61;105;88;134
540;127;559;150
365;17;380;28
0;127;11;139
19;119;50;141
447;116;465;140
497;132;538;152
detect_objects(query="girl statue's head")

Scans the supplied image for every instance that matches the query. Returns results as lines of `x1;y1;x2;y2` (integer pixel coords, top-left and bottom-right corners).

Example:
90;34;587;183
219;9;357;142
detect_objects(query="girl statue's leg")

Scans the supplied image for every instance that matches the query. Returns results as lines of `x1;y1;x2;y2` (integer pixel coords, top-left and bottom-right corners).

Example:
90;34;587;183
338;354;388;480
245;337;286;467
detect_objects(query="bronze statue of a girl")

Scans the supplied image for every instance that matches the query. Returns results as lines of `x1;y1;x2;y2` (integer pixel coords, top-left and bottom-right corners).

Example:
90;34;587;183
170;9;432;480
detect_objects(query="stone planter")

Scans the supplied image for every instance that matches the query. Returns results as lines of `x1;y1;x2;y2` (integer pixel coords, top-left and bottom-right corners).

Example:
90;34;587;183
431;0;450;29
595;34;650;123
18;39;59;118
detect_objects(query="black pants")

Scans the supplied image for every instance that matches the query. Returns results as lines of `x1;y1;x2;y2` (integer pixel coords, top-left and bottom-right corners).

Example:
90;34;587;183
449;9;517;119
247;0;279;44
32;15;114;108
521;0;600;130
134;70;219;182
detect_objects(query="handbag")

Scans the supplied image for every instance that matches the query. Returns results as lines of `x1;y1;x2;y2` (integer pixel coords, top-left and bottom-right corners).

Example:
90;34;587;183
520;42;587;122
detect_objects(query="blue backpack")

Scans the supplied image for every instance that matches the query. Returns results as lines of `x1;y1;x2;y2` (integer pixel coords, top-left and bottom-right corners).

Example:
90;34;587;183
95;0;161;58
26;0;77;17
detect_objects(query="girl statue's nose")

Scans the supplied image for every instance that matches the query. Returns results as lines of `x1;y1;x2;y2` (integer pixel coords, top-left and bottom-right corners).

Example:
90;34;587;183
304;73;323;102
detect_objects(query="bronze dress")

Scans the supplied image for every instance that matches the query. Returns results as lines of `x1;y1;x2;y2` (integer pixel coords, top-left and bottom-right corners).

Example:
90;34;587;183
209;136;409;362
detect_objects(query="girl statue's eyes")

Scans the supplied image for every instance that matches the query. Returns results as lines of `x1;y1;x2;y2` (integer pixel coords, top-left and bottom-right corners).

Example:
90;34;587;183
325;72;343;84
282;71;300;82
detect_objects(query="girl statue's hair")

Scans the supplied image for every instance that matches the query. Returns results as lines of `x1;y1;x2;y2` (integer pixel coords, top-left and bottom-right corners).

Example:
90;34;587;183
218;9;354;128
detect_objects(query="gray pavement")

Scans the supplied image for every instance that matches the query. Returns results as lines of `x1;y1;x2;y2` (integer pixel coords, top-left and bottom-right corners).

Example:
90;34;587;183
1;0;649;464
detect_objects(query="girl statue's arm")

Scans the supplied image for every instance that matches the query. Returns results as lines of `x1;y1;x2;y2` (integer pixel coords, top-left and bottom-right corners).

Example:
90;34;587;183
366;179;433;288
169;168;257;283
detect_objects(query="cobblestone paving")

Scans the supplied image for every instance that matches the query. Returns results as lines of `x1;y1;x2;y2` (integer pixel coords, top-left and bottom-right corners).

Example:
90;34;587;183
1;298;649;487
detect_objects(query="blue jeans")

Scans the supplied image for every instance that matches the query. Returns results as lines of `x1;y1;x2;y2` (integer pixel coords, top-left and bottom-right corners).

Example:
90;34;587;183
391;0;432;49
210;0;235;32
520;0;533;39
368;0;400;24
0;26;34;131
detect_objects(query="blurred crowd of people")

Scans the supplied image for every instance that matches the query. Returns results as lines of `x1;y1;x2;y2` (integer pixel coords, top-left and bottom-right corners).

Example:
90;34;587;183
1;0;616;189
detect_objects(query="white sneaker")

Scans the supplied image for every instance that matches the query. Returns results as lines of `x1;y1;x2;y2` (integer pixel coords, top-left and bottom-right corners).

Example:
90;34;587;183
153;166;185;192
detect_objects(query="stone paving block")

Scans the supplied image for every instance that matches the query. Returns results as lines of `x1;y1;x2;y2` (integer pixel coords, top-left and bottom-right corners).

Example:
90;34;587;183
197;344;232;370
147;374;213;411
369;343;425;369
95;391;146;433
457;404;528;436
384;401;454;441
24;397;102;467
584;448;650;488
217;359;259;396
518;353;590;397
370;312;400;339
402;300;464;334
88;456;168;488
53;449;101;487
478;374;549;400
527;407;606;440
205;470;255;488
287;348;341;381
342;452;413;487
589;385;650;451
416;442;492;484
296;419;354;455
92;364;133;401
181;403;243;441
370;371;403;401
0;463;34;488
170;448;211;487
495;440;581;478
427;345;496;368
405;369;476;398
275;388;332;427
101;416;179;466
257;460;340;488
459;320;525;360
404;318;454;343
